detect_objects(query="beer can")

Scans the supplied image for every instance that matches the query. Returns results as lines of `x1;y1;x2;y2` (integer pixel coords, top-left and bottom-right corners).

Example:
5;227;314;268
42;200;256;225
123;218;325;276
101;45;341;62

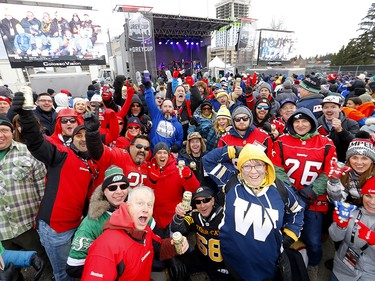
178;160;185;169
19;86;34;110
172;232;184;255
181;191;192;212
189;161;197;170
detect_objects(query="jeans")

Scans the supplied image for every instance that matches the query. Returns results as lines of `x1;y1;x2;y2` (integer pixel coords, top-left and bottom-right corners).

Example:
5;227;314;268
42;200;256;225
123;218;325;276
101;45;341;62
302;209;323;266
37;220;76;281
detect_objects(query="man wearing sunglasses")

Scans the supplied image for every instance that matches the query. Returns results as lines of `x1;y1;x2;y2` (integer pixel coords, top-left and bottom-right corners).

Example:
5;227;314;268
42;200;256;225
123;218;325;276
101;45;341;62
47;108;83;148
67;165;129;278
83;111;150;188
217;105;272;160
170;186;233;281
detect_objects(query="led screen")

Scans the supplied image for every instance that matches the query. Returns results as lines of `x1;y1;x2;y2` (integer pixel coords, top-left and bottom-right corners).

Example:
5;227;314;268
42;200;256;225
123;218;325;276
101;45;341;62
258;29;296;63
0;3;106;68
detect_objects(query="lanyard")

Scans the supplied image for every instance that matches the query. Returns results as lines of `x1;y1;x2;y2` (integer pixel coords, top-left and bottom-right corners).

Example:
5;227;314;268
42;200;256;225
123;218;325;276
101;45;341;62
350;210;370;253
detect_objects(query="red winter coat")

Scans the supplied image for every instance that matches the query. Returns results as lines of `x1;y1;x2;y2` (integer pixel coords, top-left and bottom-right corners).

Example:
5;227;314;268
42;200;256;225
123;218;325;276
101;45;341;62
82;203;175;281
145;155;200;229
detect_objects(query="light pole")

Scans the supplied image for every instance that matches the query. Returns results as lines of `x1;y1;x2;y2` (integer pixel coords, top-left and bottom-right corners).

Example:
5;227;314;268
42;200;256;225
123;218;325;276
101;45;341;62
224;25;232;75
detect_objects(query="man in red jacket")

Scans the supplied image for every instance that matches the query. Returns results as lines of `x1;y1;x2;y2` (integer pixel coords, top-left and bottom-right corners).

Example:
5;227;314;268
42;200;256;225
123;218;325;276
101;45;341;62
83;111;150;188
145;142;200;233
82;186;189;281
12;93;101;281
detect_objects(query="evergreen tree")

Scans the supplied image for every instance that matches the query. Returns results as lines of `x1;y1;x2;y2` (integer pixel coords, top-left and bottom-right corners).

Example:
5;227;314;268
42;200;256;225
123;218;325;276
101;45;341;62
331;3;375;65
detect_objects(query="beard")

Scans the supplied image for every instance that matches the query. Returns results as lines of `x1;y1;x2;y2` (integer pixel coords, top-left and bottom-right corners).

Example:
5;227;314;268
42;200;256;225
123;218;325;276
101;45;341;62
163;112;172;120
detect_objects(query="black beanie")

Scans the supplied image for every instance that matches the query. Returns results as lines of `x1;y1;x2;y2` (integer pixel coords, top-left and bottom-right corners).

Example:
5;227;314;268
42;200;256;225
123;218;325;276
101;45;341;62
153;142;169;156
0;114;13;131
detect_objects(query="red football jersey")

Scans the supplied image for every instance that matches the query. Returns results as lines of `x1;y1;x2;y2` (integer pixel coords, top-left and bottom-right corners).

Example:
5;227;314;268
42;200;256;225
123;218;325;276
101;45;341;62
272;134;337;190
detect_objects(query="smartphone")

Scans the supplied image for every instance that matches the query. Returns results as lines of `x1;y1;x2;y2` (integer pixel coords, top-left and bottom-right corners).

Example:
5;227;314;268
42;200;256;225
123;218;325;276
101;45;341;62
143;70;150;83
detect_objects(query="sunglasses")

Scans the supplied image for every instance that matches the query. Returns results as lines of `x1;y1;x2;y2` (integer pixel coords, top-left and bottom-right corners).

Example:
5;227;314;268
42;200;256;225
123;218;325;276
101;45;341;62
156;97;164;100
202;107;212;111
61;118;77;124
106;183;128;192
118;122;123;125
132;104;141;108
128;126;140;130
135;143;150;151
256;105;270;110
233;116;250;122
194;197;212;205
90;103;104;108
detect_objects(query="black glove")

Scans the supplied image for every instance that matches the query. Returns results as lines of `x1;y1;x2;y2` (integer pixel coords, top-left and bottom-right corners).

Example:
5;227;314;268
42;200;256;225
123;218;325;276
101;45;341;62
168;257;188;281
83;111;100;132
234;146;243;158
142;79;152;89
282;234;295;249
189;116;199;126
30;253;44;281
12;92;26;114
0;263;16;281
170;144;179;154
298;185;317;205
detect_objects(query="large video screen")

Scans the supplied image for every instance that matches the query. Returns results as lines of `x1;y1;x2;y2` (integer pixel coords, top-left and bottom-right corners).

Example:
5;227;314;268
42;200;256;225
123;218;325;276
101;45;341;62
0;4;106;68
258;29;296;63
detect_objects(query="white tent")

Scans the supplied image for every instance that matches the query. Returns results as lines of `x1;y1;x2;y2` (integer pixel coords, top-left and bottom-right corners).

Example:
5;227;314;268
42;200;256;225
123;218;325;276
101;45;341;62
209;56;226;68
208;56;234;78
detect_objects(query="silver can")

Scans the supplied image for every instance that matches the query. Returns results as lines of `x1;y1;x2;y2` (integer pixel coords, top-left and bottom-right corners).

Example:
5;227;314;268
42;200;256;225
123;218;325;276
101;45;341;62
172;232;184;255
181;191;192;212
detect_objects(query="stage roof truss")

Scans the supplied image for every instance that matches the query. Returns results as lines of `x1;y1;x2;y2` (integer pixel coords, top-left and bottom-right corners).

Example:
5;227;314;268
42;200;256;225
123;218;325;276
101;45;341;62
152;13;232;40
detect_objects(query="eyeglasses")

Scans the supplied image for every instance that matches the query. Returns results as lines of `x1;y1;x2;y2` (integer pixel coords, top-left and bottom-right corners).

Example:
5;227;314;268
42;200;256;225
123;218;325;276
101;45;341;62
202;107;212;111
194;197;212;205
61;118;77;124
135;143;150;151
256;105;270;110
242;163;265;172
106;183;128;192
233;116;250;122
132;104;141;108
128;126;140;130
0;128;12;135
38;99;53;103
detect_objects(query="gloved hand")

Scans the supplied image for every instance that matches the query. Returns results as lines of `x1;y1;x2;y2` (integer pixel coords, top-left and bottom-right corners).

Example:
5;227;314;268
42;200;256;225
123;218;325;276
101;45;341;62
12;92;26;114
168;257;188;281
333;209;350;229
228;146;243;159
30;253;44;281
180;166;192;179
282;234;295;249
328;160;351;180
334;201;357;222
185;76;194;87
189;116;199;126
357;221;375;245
298;185;317;205
83;111;100;132
327;180;346;202
365;117;375;125
173;70;180;79
0;263;15;281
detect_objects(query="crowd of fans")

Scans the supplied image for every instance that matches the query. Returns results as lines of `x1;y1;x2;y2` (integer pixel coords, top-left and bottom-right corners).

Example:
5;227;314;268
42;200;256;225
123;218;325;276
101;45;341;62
0;69;375;281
